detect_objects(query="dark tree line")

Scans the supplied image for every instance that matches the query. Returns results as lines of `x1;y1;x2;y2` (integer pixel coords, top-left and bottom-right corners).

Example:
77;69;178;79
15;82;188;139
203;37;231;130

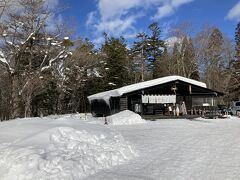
0;0;238;120
228;22;240;101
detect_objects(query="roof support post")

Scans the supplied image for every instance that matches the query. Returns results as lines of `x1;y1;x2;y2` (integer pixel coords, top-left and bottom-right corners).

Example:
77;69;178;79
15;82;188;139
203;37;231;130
189;85;192;94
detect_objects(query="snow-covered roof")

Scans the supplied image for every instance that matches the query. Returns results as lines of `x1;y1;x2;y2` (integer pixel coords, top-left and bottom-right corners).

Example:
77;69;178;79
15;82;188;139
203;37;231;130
88;76;207;102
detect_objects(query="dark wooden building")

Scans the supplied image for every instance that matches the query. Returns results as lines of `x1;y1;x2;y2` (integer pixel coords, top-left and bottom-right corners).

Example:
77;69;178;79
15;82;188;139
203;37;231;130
88;76;223;117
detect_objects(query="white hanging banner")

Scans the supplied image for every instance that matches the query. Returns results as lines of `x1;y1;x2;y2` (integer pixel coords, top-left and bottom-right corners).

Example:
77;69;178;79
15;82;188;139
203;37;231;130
162;96;166;103
156;96;162;103
166;95;170;103
149;95;156;104
173;95;177;103
141;95;149;103
142;95;176;104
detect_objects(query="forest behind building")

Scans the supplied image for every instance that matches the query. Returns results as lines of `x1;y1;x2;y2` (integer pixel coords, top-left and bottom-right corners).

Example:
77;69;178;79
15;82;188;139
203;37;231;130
0;0;240;120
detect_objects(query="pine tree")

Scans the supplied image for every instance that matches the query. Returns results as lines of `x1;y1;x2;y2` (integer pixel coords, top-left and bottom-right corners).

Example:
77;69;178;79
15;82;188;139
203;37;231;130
180;37;199;79
62;39;98;113
153;47;169;78
131;23;165;81
228;22;240;100
235;23;240;63
131;32;149;82
147;22;165;78
101;36;130;90
161;47;170;77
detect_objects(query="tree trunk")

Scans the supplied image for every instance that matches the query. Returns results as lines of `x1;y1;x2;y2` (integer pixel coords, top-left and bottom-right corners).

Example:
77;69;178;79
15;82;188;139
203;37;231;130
11;75;23;119
0;89;2;121
24;92;32;117
177;59;180;75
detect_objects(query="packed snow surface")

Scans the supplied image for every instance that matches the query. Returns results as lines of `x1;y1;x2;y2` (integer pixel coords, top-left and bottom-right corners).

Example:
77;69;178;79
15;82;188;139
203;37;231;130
88;75;207;102
0;114;136;180
87;117;240;180
107;110;146;125
1;114;240;180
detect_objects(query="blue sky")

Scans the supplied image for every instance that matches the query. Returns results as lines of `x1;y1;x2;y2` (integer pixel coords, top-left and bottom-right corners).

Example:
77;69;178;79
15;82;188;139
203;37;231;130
59;0;240;45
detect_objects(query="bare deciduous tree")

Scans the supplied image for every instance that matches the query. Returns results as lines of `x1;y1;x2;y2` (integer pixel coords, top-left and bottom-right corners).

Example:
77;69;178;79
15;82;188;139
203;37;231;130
0;0;71;118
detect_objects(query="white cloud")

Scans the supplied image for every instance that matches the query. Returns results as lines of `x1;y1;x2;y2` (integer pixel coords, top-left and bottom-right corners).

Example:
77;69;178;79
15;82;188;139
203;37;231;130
86;11;97;27
43;0;62;32
153;4;174;20
91;14;141;47
92;36;105;45
44;0;59;10
98;0;141;20
95;13;142;35
93;0;145;37
226;1;240;21
161;20;177;38
3;0;59;14
46;14;63;33
152;0;193;20
86;0;194;45
0;0;61;33
165;36;183;48
171;0;194;8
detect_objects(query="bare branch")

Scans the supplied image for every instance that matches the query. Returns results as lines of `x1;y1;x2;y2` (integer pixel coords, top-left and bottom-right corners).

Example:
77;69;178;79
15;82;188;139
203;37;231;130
0;50;12;74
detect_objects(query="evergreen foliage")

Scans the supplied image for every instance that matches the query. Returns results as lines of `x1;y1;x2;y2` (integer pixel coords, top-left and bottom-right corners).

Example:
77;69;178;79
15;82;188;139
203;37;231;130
0;3;236;119
147;22;165;78
131;32;149;82
228;22;240;101
101;36;131;90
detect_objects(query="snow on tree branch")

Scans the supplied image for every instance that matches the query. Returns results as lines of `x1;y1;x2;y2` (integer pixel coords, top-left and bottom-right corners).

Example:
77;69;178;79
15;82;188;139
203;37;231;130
22;13;51;44
41;50;66;72
0;49;13;74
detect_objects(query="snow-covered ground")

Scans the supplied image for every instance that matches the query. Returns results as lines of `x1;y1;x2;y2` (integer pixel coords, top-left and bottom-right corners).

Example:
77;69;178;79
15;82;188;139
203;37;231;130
0;114;137;180
0;112;240;180
106;110;146;125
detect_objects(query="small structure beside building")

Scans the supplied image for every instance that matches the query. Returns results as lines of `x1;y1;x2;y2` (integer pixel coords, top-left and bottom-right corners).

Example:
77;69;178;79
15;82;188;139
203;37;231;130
88;75;223;118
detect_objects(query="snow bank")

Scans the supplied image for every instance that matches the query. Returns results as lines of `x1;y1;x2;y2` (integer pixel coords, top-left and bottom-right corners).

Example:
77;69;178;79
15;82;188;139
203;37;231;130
0;125;136;180
107;110;146;125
